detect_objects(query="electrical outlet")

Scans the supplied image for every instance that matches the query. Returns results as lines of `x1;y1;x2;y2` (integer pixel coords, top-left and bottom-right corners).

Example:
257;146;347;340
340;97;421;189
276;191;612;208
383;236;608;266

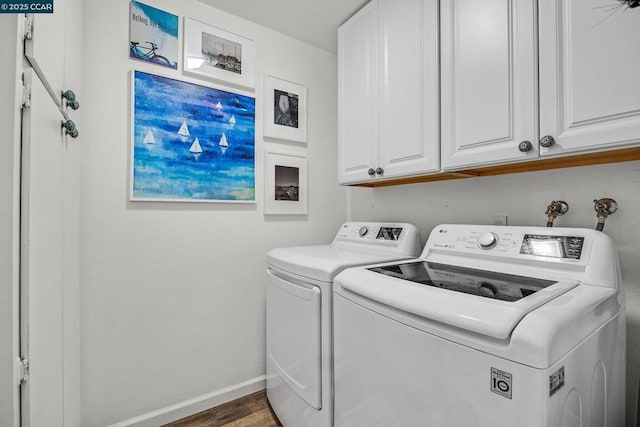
492;215;508;226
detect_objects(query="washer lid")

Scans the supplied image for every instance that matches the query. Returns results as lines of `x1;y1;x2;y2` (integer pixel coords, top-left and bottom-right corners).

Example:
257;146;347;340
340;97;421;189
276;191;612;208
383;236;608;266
267;244;412;283
336;262;579;339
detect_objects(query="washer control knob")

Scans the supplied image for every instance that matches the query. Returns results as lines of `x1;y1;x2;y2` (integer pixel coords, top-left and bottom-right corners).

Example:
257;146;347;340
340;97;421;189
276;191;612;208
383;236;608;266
358;226;369;237
477;232;499;249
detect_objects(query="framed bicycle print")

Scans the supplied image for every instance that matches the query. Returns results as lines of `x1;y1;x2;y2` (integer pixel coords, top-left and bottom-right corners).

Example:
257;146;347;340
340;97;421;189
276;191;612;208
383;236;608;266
184;18;256;90
264;75;307;143
129;1;179;69
264;151;308;215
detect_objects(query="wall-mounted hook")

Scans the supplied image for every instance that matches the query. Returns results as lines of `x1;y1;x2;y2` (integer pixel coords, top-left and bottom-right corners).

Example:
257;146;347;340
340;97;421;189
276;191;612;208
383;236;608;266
62;90;80;110
62;119;79;138
545;200;569;227
593;198;617;231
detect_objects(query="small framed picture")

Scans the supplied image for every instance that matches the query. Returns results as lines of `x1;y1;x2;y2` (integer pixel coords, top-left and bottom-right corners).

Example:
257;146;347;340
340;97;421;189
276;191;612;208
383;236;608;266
129;1;179;69
184;17;256;89
264;75;307;143
264;151;308;215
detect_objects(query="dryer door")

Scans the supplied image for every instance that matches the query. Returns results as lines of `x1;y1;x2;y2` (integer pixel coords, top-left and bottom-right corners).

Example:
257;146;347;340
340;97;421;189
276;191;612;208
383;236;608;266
266;269;322;409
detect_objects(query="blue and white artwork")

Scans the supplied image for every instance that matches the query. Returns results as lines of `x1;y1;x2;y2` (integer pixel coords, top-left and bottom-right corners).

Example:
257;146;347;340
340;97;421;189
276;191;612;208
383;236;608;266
131;71;256;202
130;1;179;69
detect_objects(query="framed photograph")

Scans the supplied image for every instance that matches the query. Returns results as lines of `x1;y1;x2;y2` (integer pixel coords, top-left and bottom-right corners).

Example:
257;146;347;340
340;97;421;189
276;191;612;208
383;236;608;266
129;1;179;69
264;75;307;143
264;151;308;215
184;17;256;89
130;70;256;202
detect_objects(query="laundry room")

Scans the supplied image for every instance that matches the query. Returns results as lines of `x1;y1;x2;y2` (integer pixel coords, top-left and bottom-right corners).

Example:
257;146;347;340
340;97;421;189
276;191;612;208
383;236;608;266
0;0;639;426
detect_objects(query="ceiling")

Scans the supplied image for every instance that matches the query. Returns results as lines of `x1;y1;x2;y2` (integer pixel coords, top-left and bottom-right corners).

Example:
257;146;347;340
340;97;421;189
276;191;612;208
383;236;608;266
197;0;369;52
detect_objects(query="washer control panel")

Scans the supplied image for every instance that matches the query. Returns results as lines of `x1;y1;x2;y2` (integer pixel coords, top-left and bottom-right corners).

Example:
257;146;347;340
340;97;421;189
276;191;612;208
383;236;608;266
427;225;589;262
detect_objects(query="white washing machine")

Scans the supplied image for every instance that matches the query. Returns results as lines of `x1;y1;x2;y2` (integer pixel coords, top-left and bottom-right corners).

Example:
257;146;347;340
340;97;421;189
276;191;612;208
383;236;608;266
266;222;422;426
334;224;626;427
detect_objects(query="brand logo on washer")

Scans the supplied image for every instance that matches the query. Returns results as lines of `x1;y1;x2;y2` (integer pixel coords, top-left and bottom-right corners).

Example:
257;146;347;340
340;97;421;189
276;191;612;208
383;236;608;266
490;367;512;399
549;366;565;397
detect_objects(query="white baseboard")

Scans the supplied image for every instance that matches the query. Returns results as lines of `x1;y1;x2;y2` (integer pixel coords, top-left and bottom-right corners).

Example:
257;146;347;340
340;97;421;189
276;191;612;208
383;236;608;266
108;375;267;427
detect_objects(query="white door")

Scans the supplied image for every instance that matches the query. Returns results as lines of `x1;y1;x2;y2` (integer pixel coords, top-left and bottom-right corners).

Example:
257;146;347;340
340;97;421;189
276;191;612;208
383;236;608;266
440;0;537;170
377;0;440;179
20;69;66;427
0;14;23;427
539;1;640;157
24;3;67;106
338;0;379;184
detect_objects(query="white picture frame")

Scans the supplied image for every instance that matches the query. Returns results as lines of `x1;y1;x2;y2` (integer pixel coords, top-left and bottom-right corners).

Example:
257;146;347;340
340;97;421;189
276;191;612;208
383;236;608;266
183;17;256;89
264;151;308;215
264;75;307;143
130;70;257;203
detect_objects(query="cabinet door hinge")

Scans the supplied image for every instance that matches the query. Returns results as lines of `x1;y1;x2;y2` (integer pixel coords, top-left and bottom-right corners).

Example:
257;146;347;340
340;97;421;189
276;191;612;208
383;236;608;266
23;15;33;40
17;357;29;384
22;82;31;109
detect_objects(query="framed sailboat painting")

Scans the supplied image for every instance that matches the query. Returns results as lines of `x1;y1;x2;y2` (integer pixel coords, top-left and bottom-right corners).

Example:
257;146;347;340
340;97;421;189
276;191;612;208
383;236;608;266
130;70;256;202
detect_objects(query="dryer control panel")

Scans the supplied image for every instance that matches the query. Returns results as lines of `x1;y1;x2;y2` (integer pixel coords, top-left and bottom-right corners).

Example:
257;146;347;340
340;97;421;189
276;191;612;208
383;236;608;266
334;222;421;256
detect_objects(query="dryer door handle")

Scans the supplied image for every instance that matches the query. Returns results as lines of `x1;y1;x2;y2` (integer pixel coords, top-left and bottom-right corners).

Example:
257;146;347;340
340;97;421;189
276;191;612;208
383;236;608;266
267;269;320;300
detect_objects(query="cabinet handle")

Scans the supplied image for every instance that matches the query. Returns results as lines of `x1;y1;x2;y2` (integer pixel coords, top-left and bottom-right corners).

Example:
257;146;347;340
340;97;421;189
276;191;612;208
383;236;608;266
518;141;533;152
367;168;375;176
540;135;556;148
375;167;384;175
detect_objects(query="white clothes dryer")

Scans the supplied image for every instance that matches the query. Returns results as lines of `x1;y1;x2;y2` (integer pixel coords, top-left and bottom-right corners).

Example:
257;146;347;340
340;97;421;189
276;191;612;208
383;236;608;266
334;224;626;427
266;222;421;427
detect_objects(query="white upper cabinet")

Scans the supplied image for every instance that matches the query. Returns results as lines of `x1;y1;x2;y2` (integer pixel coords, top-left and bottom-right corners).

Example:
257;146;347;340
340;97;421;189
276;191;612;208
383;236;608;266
538;1;640;157
339;0;640;184
338;0;440;184
377;0;440;179
338;1;378;184
440;0;537;170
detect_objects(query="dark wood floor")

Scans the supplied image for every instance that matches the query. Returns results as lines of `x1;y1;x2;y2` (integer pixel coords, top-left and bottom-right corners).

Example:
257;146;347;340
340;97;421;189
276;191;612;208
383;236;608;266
164;390;282;427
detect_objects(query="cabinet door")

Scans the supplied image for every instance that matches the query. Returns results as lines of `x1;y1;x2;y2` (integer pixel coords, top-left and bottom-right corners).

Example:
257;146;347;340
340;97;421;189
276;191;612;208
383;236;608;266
441;0;537;170
377;0;439;179
338;0;379;184
539;1;640;156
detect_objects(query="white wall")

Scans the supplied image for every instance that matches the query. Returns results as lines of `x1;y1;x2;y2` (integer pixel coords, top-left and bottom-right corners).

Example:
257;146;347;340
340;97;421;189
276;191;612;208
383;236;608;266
80;0;345;425
348;160;640;427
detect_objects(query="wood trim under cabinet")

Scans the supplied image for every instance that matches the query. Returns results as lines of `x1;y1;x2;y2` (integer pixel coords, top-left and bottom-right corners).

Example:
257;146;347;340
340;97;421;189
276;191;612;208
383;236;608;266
350;146;640;188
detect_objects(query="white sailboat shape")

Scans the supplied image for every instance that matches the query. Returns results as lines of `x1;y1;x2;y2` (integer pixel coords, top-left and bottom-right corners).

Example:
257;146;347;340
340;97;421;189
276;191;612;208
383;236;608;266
178;120;190;138
219;133;229;155
189;137;203;156
215;101;223;110
143;129;156;144
229;115;236;125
